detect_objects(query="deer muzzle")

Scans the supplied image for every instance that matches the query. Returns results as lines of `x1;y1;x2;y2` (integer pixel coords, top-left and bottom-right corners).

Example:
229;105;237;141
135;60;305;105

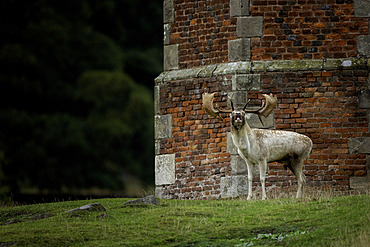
231;112;245;129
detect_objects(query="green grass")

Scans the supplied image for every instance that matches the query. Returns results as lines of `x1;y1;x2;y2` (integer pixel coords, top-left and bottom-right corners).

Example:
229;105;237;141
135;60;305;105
0;194;369;246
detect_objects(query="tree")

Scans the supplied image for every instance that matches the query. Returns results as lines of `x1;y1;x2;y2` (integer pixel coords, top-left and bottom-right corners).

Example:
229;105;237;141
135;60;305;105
0;0;159;199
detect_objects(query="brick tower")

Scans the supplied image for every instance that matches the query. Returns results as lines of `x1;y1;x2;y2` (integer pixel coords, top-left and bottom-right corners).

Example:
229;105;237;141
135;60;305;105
155;0;370;199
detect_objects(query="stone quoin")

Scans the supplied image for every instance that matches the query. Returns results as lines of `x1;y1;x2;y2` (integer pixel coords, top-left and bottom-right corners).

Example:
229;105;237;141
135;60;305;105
155;0;370;199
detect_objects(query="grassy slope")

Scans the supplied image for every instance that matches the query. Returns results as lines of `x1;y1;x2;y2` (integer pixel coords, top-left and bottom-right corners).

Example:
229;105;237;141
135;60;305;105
0;195;369;246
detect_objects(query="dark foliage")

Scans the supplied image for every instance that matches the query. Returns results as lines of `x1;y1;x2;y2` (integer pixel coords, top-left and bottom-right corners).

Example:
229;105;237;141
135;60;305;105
0;0;162;198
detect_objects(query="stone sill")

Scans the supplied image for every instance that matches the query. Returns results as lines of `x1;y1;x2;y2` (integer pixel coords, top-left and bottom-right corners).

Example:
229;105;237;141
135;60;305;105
155;58;369;84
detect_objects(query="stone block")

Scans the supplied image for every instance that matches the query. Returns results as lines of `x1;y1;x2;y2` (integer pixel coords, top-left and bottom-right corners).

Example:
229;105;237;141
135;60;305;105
230;155;261;177
220;175;249;198
246;107;275;129
354;0;370;17
197;64;218;78
348;137;370;154
228;91;248;110
154;71;167;84
163;0;174;23
164;44;179;71
357;35;370;56
253;59;324;72
232;74;261;91
228;38;251;61
213;62;251;75
350;177;370;190
324;58;367;70
236;16;264;38
230;155;248;175
155;154;176;185
164;24;171;45
155;186;164;199
165;67;202;81
155;114;173;139
230;0;250;17
359;89;370;109
155;139;161;155
227;132;238;155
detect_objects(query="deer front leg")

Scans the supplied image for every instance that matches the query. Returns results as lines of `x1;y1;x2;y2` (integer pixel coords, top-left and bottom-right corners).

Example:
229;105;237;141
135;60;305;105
259;160;268;200
246;161;253;200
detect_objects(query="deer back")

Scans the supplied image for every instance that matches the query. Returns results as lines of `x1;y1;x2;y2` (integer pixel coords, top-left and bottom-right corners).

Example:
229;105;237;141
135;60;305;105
253;129;313;163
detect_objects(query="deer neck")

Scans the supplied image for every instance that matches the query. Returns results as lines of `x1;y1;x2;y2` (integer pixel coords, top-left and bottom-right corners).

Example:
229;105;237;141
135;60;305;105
231;121;256;153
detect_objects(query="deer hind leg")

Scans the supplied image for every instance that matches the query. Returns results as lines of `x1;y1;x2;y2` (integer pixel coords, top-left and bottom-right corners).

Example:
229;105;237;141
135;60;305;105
259;160;268;200
288;157;306;198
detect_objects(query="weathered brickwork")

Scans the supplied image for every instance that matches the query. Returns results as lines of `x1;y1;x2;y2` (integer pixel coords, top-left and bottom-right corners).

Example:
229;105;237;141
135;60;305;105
155;77;232;199
169;0;235;68
157;0;370;199
250;0;369;60
166;0;369;69
262;70;369;188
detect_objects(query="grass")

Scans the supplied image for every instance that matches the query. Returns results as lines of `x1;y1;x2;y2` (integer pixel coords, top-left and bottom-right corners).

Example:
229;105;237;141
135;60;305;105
0;194;369;246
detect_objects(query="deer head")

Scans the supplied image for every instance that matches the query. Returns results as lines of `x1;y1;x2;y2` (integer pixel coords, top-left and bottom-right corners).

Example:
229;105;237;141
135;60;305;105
202;92;277;126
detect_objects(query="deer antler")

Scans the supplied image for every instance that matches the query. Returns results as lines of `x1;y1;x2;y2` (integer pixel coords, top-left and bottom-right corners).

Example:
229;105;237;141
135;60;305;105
202;92;232;120
259;93;278;118
243;93;277;125
203;92;277;125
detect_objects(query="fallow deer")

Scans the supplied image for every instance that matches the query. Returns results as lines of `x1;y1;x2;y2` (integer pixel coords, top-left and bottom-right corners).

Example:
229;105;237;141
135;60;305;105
202;92;313;200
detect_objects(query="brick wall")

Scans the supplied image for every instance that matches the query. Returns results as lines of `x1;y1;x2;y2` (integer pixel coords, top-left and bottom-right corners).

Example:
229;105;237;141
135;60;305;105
263;69;368;189
156;76;232;199
250;0;369;60
169;0;235;68
166;0;369;68
157;0;370;199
